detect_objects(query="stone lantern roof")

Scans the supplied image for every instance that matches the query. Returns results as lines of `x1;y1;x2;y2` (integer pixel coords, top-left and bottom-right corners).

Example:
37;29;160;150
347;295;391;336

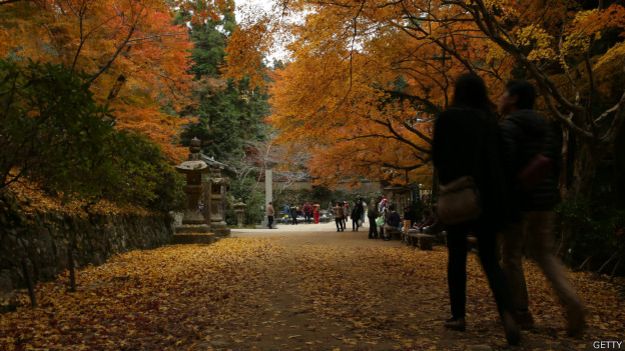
199;154;237;176
175;138;209;174
200;154;228;168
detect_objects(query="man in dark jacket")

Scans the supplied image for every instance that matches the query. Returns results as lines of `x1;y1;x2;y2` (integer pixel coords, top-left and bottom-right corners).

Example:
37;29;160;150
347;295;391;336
351;200;364;232
498;80;585;336
367;201;379;239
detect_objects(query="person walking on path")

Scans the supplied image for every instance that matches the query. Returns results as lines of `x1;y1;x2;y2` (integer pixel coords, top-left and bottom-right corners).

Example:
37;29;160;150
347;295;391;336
342;201;350;229
351;200;364;232
358;198;367;226
266;202;275;229
498;80;585;336
290;205;298;225
378;201;387;239
333;202;345;232
367;201;380;239
432;73;520;345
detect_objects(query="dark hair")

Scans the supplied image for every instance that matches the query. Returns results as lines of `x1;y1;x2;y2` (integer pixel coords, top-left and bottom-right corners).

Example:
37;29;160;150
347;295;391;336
452;73;492;111
506;80;536;110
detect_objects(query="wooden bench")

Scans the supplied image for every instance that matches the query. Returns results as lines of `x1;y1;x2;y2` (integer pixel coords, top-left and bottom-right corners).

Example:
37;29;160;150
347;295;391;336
382;224;402;240
404;229;435;250
403;229;419;245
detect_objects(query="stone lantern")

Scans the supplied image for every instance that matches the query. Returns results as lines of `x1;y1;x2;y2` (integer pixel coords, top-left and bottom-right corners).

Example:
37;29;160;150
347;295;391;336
233;201;247;228
209;165;231;237
173;138;214;244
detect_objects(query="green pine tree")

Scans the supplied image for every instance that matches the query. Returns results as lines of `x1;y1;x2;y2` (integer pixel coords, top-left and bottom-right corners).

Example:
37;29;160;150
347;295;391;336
181;10;269;162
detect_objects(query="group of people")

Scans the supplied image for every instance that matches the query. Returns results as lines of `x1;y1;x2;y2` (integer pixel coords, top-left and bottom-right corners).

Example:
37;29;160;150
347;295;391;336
365;197;402;240
432;74;585;345
265;201;320;229
285;202;318;225
332;199;366;232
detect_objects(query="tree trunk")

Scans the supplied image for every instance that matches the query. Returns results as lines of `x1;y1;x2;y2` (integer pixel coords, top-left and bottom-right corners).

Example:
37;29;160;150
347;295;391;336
68;247;76;292
559;127;570;198
568;139;600;200
558;137;601;262
21;258;37;308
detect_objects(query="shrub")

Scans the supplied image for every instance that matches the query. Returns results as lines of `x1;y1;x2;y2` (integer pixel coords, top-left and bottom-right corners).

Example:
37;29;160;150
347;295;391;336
556;197;625;272
226;176;264;225
0;59;184;212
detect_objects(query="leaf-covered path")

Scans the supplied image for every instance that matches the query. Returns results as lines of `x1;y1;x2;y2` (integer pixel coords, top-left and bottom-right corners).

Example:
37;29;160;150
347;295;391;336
1;224;624;351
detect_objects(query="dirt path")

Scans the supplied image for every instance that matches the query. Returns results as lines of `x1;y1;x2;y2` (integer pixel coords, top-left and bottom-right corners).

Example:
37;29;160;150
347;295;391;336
1;224;623;350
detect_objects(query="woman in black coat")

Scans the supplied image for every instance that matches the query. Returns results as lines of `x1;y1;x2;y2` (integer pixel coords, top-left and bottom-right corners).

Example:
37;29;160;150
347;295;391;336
351;201;364;231
432;73;520;345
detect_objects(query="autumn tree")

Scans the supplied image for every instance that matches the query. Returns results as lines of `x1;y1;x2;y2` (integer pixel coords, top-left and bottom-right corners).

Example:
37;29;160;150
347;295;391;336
432;0;625;268
430;0;625;199
227;1;507;187
0;0;195;160
0;0;232;208
229;0;625;198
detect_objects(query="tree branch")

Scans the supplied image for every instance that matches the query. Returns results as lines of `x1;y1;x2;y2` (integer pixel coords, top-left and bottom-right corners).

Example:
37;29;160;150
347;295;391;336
0;0;23;5
372;118;431;154
84;6;143;87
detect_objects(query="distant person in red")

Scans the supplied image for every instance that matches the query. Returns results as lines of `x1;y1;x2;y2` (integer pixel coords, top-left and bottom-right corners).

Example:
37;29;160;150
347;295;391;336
313;204;320;224
378;196;388;212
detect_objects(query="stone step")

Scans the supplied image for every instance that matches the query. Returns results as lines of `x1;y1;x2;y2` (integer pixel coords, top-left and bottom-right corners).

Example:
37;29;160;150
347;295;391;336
212;228;231;237
175;225;212;234
172;233;216;244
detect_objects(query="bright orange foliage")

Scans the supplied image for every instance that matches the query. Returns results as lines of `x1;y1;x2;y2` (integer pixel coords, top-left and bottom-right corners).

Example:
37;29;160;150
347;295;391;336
228;0;625;192
233;1;508;187
0;0;196;161
224;20;270;89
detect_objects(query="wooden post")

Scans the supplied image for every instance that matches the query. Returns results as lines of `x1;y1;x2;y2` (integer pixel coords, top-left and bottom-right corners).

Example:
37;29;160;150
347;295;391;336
21;258;36;308
68;247;76;292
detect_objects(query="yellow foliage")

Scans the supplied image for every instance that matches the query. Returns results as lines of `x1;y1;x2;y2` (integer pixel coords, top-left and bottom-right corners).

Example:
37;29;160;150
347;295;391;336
6;180;152;217
594;41;625;72
515;24;557;62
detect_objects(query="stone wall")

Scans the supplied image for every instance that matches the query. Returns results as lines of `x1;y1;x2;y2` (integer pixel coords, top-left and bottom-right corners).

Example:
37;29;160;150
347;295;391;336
0;194;173;306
